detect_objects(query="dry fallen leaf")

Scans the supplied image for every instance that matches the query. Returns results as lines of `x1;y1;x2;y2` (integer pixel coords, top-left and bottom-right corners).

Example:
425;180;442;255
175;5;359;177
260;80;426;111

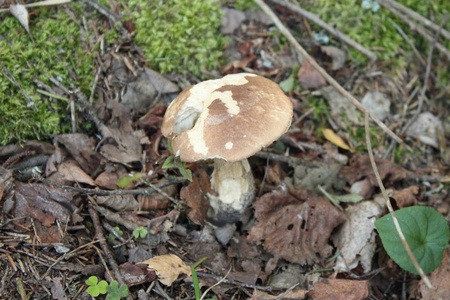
392;186;419;208
311;278;369;300
297;59;327;89
340;154;407;187
323;128;351;150
333;200;384;273
250;289;308;300
320;86;360;128
10;4;30;36
249;186;346;264
321;45;346;70
419;248;450;300
140;254;191;286
49;159;96;186
180;170;212;225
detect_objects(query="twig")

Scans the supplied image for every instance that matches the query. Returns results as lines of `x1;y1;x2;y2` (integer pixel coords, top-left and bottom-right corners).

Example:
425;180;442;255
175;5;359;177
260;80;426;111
200;267;232;300
255;0;403;144
402;15;448;133
364;112;439;298
32;171;185;196
0;61;36;109
42;239;102;278
91;202;140;231
385;15;447;159
378;1;450;60
144;181;180;205
88;204;133;300
378;0;450;40
389;21;426;66
269;0;377;61
196;271;273;292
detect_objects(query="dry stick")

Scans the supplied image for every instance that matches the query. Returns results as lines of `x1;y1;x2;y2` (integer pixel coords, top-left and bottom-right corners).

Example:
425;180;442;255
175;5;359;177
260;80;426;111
270;0;377;61
88;204;133;300
255;0;403;144
378;0;450;40
385;15;447;159
0;61;36;109
379;1;450;60
364;112;439;298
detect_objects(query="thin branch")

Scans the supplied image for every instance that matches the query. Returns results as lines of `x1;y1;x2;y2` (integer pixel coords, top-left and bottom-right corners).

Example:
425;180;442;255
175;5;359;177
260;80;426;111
364;112;439;298
269;0;377;61
379;1;450;60
378;0;450;40
0;61;36;109
255;0;403;144
32;171;186;196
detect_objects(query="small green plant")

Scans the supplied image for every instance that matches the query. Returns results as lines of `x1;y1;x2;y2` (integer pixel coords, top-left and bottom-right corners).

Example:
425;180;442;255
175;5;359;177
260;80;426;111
132;226;148;239
106;280;129;300
107;226;124;241
162;141;193;181
191;257;214;300
375;206;449;274
86;276;108;297
85;276;128;299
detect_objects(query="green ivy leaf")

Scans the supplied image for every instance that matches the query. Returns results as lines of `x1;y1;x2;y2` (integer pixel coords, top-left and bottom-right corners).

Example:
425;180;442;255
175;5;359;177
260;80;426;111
375;206;449;274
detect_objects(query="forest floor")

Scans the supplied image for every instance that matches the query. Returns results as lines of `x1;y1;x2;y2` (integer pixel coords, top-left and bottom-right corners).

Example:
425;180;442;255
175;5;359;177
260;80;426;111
0;1;449;299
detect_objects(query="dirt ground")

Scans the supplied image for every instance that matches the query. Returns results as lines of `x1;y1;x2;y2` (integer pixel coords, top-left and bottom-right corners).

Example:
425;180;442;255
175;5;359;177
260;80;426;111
0;1;449;299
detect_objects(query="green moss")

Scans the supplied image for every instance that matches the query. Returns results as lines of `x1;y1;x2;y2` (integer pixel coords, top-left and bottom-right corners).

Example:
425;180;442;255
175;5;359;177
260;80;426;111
0;6;94;145
301;0;449;66
127;0;227;76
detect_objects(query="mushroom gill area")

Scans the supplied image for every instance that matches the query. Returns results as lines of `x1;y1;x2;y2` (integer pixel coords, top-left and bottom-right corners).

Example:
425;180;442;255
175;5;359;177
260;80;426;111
173;104;203;135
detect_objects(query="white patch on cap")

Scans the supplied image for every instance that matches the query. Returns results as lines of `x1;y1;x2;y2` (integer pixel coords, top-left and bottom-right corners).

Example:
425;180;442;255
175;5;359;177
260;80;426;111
180;74;255;156
210;90;239;115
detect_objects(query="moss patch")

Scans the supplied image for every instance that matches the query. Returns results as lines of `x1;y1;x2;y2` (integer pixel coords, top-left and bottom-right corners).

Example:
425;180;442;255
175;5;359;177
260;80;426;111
302;0;449;66
127;0;227;77
0;6;94;145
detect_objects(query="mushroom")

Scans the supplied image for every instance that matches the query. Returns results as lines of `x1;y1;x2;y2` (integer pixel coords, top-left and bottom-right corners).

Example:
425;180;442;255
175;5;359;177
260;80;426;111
161;73;293;226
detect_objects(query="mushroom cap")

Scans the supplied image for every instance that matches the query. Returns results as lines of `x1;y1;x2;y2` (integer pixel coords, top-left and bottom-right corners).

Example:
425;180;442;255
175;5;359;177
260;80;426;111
161;73;293;162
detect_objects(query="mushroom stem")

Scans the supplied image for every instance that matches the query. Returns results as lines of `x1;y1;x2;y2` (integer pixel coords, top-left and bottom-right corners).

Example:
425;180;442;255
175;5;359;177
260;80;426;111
207;158;255;226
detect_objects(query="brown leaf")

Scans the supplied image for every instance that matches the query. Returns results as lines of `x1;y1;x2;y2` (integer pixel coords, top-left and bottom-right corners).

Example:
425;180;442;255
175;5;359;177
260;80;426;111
340;154;407;187
99;125;142;166
180;170;212;225
14;182;74;226
249;187;346;264
0;167;13;200
321;46;346;70
55;134;99;174
47;277;67;300
49;159;96;186
96;195;139;211
392;186;419;208
419;248;450;300
311;279;369;300
297;59;327;89
140;254;191;286
119;262;156;286
333;200;384;273
250;289;307;300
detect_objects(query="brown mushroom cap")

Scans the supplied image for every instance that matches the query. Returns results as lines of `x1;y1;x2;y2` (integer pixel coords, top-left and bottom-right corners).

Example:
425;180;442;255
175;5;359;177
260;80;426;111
161;73;293;162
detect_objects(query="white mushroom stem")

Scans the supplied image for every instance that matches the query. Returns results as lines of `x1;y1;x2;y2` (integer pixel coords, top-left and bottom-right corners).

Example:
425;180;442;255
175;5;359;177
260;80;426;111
207;158;255;226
